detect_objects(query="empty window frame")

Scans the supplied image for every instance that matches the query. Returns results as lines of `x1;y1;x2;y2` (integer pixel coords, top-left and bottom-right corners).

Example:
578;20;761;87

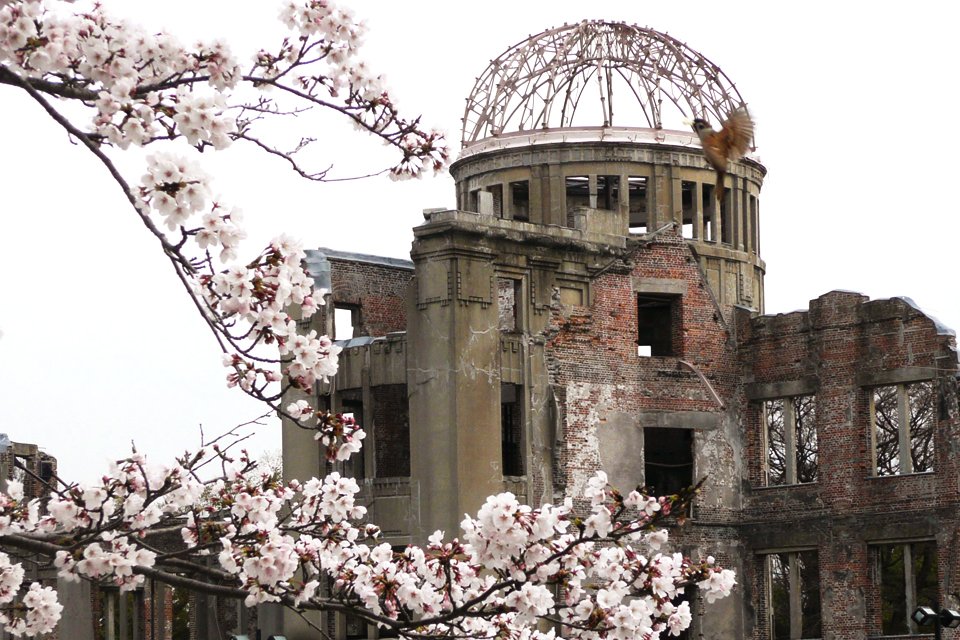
763;396;818;486
720;188;733;245
870;381;935;476
637;294;680;357
334;305;360;341
488;184;504;217
510;181;530;221
643;427;693;497
702;184;716;242
565;175;590;216
497;278;521;332
597;175;620;211
681;180;695;238
99;588;147;640
345;611;368;640
372;384;410;478
628;176;648;234
766;550;821;640
874;541;938;635
501;384;524;477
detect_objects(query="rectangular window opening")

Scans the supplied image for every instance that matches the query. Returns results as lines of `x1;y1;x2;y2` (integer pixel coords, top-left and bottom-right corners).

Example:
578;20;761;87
565;175;590;214
871;381;935;476
334;305;359;341
720;189;732;245
643;427;693;497
510;180;530;221
767;550;821;640
876;541;938;635
628;176;648;234
501;383;524;477
681;181;695;238
637;293;680;357
373;384;410;478
340;393;364;482
345;612;367;640
763;395;818;486
597;175;620;211
702;184;716;242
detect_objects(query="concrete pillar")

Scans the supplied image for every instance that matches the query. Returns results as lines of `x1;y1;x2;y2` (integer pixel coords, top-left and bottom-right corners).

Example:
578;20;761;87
548;163;563;226
362;366;375;479
897;385;912;474
618;174;630;233
530;164;546;225
731;178;743;250
407;248;503;541
713;191;722;245
671;173;682;227
588;174;598;209
57;578;95;640
742;182;753;253
694;181;703;240
784;399;797;484
789;556;802;637
106;592;115;640
650;164;667;231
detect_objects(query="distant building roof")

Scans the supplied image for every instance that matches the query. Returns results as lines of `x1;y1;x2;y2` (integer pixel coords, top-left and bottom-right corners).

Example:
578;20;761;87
305;248;414;291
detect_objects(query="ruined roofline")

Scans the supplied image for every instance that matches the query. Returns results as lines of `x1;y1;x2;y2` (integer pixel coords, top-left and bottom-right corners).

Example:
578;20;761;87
895;296;956;337
755;291;957;337
305;248;414;271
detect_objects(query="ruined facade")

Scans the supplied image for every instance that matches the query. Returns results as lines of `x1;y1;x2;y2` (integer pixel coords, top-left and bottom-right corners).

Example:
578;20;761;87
281;21;960;640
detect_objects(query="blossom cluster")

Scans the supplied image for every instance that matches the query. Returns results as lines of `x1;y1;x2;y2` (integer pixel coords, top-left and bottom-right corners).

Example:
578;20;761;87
0;440;734;639
0;0;240;150
2;0;449;433
0;0;447;176
1;2;732;638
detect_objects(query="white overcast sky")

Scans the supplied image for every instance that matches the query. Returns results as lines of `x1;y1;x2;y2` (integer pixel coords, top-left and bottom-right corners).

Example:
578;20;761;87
1;1;958;482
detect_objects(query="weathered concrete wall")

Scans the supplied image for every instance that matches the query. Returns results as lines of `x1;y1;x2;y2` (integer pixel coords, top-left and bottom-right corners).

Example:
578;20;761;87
406;242;504;539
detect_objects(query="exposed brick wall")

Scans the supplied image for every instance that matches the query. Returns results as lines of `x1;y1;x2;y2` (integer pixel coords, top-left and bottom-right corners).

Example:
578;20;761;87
327;258;412;337
544;230;739;511
740;291;960;640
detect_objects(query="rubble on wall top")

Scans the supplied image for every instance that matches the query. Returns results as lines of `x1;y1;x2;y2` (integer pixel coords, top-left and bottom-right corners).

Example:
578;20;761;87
894;296;956;336
307;248;413;270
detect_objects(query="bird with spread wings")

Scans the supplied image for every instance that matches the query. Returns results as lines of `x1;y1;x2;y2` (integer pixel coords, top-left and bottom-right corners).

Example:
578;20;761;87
689;107;754;203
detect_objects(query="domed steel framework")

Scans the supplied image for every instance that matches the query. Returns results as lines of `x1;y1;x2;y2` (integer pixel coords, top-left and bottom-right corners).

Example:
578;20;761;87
461;21;748;147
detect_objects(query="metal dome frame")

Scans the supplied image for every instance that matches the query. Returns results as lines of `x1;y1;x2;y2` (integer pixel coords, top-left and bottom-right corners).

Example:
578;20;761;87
461;21;747;147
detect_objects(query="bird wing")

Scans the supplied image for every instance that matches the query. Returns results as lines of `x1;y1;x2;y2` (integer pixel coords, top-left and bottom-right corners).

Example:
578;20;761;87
717;107;754;161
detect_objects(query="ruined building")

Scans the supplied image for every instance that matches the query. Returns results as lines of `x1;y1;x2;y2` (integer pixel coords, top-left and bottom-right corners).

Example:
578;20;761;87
282;21;960;640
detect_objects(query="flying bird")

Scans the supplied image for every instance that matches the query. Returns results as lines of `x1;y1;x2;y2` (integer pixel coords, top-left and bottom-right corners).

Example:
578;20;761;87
689;107;754;203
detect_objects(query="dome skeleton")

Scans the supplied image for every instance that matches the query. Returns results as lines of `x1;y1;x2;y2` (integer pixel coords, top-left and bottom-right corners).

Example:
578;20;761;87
462;21;749;148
